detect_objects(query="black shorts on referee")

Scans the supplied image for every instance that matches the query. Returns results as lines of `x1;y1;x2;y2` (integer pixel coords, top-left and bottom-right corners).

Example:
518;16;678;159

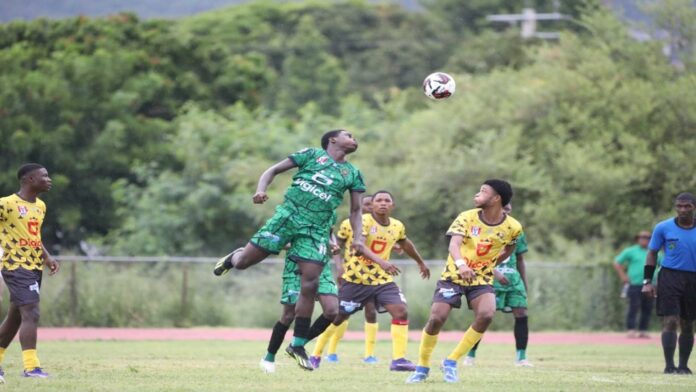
657;267;696;320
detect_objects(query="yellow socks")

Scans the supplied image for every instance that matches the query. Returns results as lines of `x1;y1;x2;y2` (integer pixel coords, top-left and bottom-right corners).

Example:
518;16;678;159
417;330;439;368
22;349;40;371
390;320;408;359
312;323;337;357
328;320;349;355
364;322;378;358
447;326;484;361
0;347;5;365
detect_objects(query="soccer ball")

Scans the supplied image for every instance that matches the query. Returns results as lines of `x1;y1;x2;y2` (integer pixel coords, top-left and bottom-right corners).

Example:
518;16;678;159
422;72;455;100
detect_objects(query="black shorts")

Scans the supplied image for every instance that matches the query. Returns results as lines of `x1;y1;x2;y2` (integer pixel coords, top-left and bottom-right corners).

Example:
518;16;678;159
338;282;406;315
657;267;696;320
2;268;42;306
432;280;494;309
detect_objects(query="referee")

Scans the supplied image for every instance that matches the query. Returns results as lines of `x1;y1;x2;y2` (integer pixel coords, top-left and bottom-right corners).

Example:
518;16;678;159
643;192;696;375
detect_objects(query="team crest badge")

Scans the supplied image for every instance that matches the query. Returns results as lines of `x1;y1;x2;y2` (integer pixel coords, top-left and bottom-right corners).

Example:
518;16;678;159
370;226;378;234
17;205;28;217
316;156;329;165
471;226;481;237
340;168;349;177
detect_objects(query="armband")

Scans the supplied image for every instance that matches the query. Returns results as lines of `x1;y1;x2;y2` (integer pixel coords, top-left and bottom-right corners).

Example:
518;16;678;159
454;259;467;268
643;264;656;282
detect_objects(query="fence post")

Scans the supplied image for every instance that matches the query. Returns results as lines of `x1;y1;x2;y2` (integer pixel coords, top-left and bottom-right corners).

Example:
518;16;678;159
69;260;78;326
179;263;189;326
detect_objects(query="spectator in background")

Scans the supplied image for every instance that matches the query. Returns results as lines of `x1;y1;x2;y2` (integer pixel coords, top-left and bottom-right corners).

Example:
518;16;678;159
614;231;654;338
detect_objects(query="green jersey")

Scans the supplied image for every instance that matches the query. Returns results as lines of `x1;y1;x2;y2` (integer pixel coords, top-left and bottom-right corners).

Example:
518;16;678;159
494;232;528;291
614;244;661;285
284;148;366;225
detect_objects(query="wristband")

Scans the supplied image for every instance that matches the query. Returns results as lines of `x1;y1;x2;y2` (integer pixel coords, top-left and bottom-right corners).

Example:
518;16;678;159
454;259;467;268
643;264;656;281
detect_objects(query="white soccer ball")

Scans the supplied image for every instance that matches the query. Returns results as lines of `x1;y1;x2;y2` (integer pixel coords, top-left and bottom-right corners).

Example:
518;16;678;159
422;72;455;100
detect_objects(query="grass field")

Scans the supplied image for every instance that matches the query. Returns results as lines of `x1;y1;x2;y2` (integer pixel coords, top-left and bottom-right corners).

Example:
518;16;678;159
0;340;690;391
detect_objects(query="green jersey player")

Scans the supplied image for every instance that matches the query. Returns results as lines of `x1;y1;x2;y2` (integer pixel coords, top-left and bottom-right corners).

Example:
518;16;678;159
465;203;532;367
214;129;366;371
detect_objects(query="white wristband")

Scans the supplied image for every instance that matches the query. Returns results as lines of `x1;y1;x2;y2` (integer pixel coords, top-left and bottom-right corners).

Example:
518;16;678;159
454;259;467;268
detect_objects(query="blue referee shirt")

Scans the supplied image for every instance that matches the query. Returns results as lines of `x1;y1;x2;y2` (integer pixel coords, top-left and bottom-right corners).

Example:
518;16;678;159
648;217;696;272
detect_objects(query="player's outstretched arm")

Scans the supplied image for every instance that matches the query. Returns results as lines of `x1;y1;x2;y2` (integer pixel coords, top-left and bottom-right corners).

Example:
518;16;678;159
253;158;297;204
398;238;430;279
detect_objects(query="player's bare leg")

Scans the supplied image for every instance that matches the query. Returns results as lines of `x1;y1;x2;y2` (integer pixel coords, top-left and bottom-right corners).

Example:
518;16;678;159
214;243;269;276
0;303;22;348
17;303;46;377
0;302;22;382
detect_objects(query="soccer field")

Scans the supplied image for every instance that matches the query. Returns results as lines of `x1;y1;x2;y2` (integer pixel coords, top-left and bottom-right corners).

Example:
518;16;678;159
0;340;690;391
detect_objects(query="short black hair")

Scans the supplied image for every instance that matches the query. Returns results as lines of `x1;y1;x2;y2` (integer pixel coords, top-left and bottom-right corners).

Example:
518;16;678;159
362;194;373;200
483;179;513;206
676;192;696;205
321;129;344;150
17;163;45;180
372;190;394;201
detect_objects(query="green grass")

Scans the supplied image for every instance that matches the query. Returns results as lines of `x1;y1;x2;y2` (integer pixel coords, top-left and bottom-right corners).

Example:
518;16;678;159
0;340;691;391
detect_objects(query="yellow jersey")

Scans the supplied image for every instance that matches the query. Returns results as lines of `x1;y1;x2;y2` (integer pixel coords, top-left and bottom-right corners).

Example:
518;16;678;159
0;194;47;271
342;213;406;285
440;208;522;286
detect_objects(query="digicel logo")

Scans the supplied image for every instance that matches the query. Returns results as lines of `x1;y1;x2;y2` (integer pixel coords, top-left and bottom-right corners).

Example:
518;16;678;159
19;238;42;248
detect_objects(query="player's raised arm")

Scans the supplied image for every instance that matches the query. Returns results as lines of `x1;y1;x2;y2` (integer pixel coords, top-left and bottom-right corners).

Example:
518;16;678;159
398;238;429;279
253;158;297;204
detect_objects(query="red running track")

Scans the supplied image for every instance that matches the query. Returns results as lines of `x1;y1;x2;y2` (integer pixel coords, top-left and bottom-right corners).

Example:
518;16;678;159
37;328;658;345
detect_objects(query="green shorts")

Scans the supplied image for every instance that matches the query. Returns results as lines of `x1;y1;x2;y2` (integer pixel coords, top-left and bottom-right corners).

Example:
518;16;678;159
251;204;331;265
280;258;338;305
494;283;528;312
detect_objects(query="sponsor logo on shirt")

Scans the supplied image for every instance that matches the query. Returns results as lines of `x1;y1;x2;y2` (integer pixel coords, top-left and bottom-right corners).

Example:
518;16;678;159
316;156;329;165
293;177;333;201
19;238;43;248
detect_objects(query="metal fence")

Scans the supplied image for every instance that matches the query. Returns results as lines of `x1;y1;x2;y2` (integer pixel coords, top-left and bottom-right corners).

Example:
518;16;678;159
40;256;632;330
